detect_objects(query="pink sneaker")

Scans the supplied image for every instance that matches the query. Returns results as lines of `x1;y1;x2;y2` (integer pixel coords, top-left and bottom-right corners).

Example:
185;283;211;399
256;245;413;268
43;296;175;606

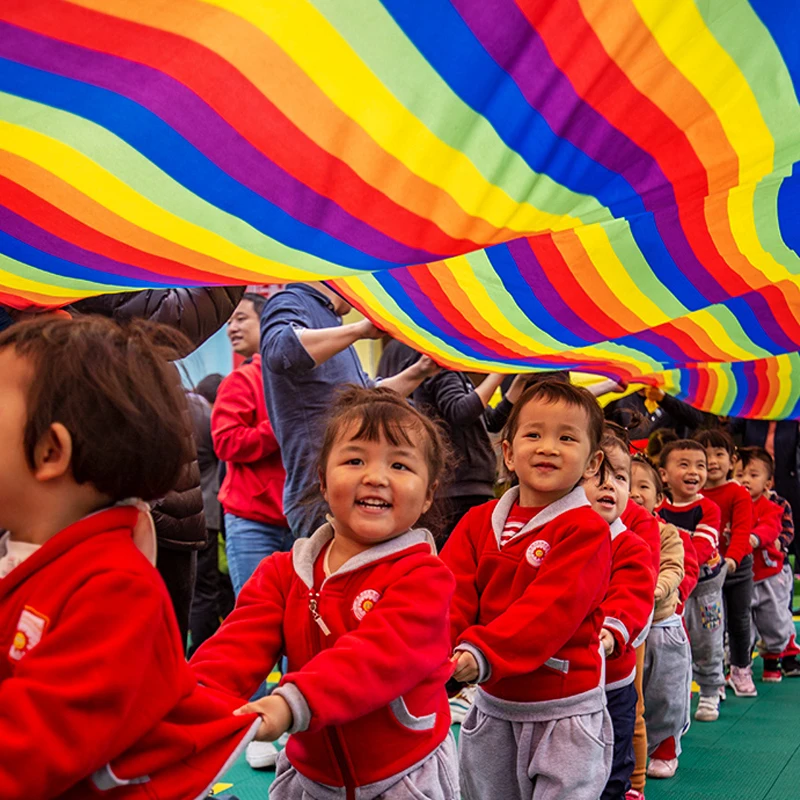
626;791;645;800
728;664;758;697
647;758;678;779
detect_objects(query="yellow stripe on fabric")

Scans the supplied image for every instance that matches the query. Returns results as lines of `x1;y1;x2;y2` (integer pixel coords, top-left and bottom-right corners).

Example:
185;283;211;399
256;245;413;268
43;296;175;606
680;307;764;362
0;121;319;283
574;224;670;328
0;256;119;298
773;355;794;418
633;0;789;284
441;255;560;355
201;0;579;236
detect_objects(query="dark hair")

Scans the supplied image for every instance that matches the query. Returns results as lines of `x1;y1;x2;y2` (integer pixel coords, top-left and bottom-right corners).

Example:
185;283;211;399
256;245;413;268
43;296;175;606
0;315;192;501
631;454;665;498
694;428;735;457
646;428;678;464
195;373;225;405
241;292;266;316
599;424;632;482
315;385;451;533
658;438;706;468
503;378;604;454
738;446;774;479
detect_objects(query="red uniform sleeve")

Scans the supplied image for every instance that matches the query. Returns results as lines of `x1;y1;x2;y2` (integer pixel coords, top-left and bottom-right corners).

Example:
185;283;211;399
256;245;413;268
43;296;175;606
622;500;660;581
725;485;754;565
678;530;699;603
439;506;485;644
211;369;279;464
0;574;185;800
691;498;720;567
281;559;455;732
752;499;783;548
190;553;289;699
455;514;611;682
601;534;657;656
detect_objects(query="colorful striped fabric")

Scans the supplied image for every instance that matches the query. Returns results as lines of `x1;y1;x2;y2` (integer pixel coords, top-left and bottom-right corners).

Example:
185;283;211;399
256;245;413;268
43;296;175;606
0;1;799;417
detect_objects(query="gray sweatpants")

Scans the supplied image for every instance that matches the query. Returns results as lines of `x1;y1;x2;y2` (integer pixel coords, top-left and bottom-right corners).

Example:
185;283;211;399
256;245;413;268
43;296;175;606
752;569;796;655
684;565;727;695
643;616;692;757
459;688;612;800
269;732;458;800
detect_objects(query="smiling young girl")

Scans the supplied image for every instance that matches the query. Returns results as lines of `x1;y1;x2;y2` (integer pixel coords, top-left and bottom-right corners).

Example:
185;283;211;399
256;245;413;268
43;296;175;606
442;379;613;800
190;386;458;800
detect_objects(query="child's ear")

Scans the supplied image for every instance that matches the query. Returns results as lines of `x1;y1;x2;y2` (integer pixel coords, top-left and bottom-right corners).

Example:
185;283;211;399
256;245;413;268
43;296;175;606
659;466;668;483
318;469;328;502
501;439;515;473
767;477;774;490
583;449;604;480
421;480;438;515
32;423;72;482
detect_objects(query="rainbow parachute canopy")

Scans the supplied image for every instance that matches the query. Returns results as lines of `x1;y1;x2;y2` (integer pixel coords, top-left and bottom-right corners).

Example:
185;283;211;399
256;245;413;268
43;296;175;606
1;0;799;417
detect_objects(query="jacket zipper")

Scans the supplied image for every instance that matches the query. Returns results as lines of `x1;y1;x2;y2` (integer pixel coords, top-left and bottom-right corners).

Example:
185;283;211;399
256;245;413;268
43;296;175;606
307;586;357;799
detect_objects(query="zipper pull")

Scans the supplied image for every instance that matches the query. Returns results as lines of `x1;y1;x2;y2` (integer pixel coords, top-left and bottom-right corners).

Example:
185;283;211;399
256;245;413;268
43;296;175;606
309;594;331;636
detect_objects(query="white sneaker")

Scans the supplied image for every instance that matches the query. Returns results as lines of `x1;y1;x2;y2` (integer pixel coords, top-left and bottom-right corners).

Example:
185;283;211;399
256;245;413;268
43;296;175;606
694;694;720;722
718;685;727;702
449;685;477;724
246;740;279;769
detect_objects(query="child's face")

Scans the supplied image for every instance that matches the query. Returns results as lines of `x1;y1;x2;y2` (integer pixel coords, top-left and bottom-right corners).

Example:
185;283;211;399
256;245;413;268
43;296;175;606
704;446;732;488
739;459;772;501
502;397;602;507
0;348;35;532
585;445;631;524
630;462;661;514
321;424;434;547
733;460;744;482
659;448;706;503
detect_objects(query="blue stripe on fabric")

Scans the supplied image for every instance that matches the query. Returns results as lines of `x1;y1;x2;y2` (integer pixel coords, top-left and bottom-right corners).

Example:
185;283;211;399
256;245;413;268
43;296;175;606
750;0;800;101
0;228;150;287
381;0;712;310
486;244;590;348
724;296;787;356
777;164;800;258
726;361;749;418
0;57;386;272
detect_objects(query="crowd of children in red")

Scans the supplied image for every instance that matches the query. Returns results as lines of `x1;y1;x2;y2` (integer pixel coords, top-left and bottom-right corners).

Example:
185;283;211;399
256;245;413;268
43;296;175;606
0;315;796;800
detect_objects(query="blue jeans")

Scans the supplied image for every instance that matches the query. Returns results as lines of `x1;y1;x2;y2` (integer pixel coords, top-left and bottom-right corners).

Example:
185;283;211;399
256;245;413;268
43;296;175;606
224;514;291;598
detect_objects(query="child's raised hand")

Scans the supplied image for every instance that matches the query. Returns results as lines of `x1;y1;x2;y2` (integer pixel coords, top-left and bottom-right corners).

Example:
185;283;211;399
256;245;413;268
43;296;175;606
234;694;293;742
451;650;479;683
599;628;616;657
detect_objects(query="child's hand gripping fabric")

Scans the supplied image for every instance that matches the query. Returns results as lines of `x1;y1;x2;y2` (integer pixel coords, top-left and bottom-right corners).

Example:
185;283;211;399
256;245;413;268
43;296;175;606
451;651;479;683
234;694;293;742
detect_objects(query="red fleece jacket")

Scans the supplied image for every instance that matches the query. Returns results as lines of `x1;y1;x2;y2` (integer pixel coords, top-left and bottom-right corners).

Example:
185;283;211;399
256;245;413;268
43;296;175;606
677;530;699;614
212;355;287;526
441;487;611;704
621;498;661;580
602;520;657;689
0;508;256;800
751;494;785;581
190;525;455;792
702;482;753;566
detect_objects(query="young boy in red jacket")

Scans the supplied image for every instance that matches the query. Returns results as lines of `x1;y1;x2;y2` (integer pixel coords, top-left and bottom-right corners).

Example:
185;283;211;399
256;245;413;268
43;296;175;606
736;448;798;683
193;387;459;799
442;380;613;800
0;317;258;800
657;439;725;723
694;429;756;697
586;429;656;800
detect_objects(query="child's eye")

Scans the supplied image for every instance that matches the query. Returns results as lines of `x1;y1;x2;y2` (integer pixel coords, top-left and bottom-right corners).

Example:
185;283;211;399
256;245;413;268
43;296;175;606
392;462;410;471
525;432;540;439
345;458;363;466
560;435;575;442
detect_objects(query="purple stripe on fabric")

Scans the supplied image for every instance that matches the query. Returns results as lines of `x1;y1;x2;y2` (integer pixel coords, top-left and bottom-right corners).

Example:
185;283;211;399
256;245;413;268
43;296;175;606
736;361;759;417
506;238;602;342
634;328;687;366
744;290;799;352
0;204;193;286
0;22;441;265
451;0;725;301
385;268;509;361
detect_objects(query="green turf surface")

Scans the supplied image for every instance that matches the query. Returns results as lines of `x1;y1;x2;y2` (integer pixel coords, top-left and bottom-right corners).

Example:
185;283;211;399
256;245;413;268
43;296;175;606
216;626;800;799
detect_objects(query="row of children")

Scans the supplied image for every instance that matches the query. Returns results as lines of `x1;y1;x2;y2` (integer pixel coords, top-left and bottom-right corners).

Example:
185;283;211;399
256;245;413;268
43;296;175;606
0;315;795;800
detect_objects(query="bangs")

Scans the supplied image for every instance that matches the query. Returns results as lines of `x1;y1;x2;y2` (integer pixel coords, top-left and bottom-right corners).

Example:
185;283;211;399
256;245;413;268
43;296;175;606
340;402;423;449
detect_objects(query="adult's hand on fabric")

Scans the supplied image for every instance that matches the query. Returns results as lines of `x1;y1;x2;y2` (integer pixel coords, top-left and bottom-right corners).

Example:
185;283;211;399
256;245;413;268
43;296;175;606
355;318;385;340
451;650;479;683
234;694;293;741
413;354;441;379
645;386;665;402
505;374;528;404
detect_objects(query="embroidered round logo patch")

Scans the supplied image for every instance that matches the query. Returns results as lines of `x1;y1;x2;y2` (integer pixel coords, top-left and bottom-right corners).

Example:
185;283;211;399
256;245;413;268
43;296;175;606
352;589;382;621
526;539;550;568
